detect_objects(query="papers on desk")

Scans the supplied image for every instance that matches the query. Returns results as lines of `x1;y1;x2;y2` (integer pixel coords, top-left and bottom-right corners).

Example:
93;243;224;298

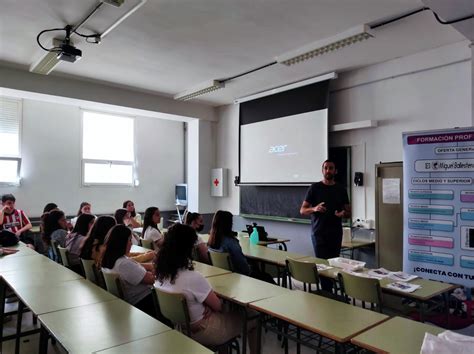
386;281;421;293
367;268;392;279
421;331;474;354
316;264;333;271
328;257;365;271
388;271;418;282
366;268;418;281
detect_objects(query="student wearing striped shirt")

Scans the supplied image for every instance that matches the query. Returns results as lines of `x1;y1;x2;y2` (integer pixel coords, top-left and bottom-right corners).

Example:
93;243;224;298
0;194;33;248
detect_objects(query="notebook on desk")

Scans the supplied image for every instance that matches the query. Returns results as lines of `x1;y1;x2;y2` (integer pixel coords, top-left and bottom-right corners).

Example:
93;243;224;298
245;224;277;242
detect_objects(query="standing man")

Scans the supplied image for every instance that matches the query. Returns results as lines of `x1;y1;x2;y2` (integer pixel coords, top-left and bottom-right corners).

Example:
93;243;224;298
300;160;351;260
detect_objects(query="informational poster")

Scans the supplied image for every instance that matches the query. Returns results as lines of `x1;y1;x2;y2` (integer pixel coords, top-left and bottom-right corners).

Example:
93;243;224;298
403;128;474;287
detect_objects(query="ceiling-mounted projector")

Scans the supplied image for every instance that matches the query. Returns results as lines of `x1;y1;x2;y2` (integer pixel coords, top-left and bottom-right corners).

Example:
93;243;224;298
57;42;82;62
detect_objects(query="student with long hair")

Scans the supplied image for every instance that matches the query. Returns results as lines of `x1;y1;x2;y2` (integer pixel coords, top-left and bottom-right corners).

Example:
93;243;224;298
100;225;163;321
71;202;92;227
142;207;164;249
208;210;275;283
123;200;141;228
155;223;257;352
184;211;209;263
79;215;116;263
66;213;95;266
208;210;250;275
115;208;141;245
43;210;68;260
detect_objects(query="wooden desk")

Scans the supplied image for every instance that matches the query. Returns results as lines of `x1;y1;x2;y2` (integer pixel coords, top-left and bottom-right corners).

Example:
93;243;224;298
249;290;388;352
38;299;171;354
351;316;444;354
193;261;232;278
0;254;54;272
1;242;39;258
200;233;291;250
95;330;212;354
1;265;83;288
341;239;375;259
298;256;457;322
207;272;292;354
130;244;150;254
239;240;307;267
207;273;292;306
11;279;115;315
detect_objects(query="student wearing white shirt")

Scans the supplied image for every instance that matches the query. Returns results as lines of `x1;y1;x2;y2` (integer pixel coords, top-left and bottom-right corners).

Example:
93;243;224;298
123;200;142;228
142;207;164;249
155;223;257;353
100;224;170;326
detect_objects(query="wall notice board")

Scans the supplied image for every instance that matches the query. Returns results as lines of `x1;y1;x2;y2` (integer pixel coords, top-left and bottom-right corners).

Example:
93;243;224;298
240;147;350;222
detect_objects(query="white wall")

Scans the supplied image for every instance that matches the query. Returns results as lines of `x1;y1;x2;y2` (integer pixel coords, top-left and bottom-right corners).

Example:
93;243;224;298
215;41;472;251
186;119;217;214
330;40;472;222
0;99;185;217
215;104;240;214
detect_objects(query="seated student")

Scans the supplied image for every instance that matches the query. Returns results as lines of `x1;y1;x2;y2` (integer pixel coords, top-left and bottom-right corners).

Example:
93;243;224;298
43;203;58;213
100;225;170;324
0;194;34;248
80;214;154;265
71;202;92;228
66;213;95;266
142;207;164;249
208;210;275;283
155;223;257;352
43;210;68;260
184;211;209;263
123;200;142;228
114;208;141;245
80;215;116;264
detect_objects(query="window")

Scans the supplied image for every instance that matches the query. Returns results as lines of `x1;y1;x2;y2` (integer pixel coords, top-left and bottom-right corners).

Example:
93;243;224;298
0;97;21;185
82;110;135;185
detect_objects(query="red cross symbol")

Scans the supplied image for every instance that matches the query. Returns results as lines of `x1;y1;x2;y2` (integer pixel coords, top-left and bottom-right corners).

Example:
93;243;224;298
213;178;220;187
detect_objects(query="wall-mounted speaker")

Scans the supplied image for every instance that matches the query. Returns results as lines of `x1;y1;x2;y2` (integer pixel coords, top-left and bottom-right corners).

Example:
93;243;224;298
354;172;364;187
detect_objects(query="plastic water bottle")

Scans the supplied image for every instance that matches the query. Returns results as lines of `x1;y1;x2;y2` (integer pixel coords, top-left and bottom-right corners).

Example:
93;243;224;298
250;226;259;245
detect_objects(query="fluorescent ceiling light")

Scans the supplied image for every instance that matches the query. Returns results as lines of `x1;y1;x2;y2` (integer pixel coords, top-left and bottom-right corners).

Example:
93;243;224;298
29;38;64;75
234;72;337;104
276;24;375;66
29;52;61;75
174;80;225;101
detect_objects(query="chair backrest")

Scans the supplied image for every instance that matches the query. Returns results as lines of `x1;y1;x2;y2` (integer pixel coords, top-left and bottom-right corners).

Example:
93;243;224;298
80;258;97;283
153;288;191;336
286;258;320;291
102;271;125;299
338;271;383;312
140;238;154;250
57;246;71;267
50;239;60;263
208;250;233;271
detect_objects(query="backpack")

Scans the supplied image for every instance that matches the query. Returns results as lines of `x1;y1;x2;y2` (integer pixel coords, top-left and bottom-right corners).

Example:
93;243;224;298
0;229;19;247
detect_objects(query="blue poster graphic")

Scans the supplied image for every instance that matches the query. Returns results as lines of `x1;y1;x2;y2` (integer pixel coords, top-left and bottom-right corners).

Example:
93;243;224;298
403;128;474;287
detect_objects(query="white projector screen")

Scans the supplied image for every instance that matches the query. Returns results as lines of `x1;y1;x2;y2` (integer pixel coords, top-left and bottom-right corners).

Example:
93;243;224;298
240;109;328;184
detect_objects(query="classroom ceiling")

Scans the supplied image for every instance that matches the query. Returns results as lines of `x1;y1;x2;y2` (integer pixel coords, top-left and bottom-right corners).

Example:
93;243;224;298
0;0;468;107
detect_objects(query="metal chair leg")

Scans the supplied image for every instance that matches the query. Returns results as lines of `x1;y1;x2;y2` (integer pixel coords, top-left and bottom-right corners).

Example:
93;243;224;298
15;301;24;354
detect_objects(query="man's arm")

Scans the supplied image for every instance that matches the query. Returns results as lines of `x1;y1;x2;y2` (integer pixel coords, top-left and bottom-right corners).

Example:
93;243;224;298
300;201;326;216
